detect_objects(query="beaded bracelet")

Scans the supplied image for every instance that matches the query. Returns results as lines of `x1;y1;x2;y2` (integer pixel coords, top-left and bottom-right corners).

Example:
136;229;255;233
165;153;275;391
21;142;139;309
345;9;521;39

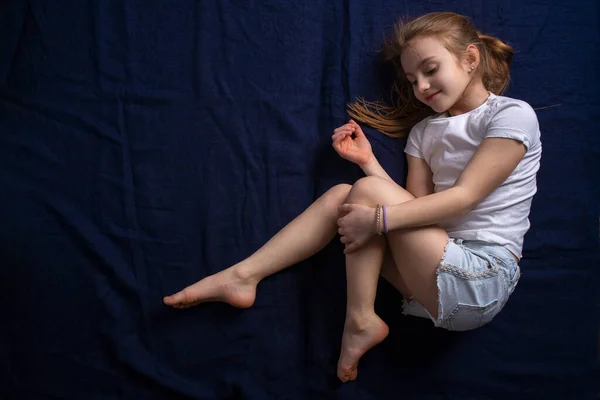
375;204;382;235
375;204;389;235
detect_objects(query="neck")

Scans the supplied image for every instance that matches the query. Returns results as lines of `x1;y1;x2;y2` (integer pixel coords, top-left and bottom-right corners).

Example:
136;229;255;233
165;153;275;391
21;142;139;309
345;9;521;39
447;81;490;116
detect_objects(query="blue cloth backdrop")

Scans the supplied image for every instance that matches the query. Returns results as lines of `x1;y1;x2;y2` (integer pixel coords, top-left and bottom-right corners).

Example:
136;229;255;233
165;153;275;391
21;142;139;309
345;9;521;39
0;1;598;399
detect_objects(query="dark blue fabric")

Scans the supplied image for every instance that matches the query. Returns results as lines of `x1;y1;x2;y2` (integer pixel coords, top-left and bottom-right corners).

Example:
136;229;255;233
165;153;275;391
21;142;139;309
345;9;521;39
1;1;598;399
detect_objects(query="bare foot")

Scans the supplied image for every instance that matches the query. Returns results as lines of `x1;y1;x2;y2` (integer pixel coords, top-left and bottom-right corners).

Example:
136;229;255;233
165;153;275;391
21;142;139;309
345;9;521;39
337;313;389;382
163;266;257;309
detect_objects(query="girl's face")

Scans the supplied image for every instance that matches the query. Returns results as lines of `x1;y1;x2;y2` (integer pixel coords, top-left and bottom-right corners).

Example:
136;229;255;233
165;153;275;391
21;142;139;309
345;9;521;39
401;36;477;115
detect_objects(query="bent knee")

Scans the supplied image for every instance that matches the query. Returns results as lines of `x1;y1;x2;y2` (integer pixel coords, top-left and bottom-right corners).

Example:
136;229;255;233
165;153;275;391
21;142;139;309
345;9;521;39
349;177;413;204
320;184;352;214
327;184;352;201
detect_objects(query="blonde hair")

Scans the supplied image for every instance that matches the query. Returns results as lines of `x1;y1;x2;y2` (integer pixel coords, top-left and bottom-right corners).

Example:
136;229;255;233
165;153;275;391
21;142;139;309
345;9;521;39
348;12;514;137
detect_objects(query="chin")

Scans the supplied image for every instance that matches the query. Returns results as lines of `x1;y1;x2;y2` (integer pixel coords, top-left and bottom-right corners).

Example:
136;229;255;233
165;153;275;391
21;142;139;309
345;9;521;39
425;97;450;114
429;104;448;113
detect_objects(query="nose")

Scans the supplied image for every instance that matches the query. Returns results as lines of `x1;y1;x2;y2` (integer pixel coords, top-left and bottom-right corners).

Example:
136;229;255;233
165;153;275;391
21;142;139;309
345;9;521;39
417;79;430;93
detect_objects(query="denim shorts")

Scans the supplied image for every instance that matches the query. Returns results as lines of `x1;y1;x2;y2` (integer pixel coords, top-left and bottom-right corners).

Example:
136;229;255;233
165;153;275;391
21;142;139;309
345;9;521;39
403;238;521;331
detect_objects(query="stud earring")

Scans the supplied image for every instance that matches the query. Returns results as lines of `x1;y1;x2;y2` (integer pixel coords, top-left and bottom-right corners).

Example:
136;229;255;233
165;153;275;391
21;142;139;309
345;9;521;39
469;65;476;72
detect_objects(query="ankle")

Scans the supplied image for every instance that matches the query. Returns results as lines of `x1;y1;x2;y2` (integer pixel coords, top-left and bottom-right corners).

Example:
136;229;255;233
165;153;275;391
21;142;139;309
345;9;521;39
231;264;260;285
345;311;378;330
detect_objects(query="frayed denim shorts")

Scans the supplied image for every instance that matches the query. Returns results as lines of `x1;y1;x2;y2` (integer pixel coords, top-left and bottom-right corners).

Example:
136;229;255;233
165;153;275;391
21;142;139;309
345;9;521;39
403;238;521;331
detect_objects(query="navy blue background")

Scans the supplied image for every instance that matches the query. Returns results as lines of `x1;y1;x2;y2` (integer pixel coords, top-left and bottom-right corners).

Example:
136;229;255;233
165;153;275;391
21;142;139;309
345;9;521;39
1;1;598;399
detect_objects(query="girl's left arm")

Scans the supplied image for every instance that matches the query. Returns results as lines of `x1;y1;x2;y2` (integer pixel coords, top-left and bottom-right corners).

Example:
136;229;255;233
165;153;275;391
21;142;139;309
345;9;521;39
386;137;526;230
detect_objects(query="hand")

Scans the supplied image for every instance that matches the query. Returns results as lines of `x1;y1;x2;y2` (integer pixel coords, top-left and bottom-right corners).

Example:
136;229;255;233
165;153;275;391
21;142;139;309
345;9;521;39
332;120;373;166
337;203;377;253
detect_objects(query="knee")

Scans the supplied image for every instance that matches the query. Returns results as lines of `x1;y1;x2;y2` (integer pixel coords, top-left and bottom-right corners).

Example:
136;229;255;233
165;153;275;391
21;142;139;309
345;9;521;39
321;184;352;214
348;177;413;205
348;177;388;202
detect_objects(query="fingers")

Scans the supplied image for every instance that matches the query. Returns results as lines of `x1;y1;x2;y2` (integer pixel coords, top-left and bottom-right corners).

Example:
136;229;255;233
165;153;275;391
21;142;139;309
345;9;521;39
340;236;355;251
333;120;361;134
343;243;358;254
338;204;353;213
348;119;365;138
332;126;353;136
332;129;353;143
332;122;356;139
332;135;352;150
333;125;354;134
333;122;355;134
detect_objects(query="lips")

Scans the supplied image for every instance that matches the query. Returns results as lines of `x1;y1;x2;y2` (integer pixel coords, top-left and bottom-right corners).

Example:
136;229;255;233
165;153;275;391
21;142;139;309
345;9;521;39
425;91;441;102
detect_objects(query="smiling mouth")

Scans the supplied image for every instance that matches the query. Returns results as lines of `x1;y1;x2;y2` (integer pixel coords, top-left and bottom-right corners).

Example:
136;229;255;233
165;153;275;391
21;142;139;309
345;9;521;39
425;91;441;102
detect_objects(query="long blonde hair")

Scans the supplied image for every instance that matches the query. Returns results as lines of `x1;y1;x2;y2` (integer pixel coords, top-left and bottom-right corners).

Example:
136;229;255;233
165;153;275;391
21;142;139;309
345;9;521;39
348;12;514;138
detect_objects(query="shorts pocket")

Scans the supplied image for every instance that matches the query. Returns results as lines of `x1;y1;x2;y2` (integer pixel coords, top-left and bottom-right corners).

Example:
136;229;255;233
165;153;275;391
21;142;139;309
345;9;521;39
442;299;500;331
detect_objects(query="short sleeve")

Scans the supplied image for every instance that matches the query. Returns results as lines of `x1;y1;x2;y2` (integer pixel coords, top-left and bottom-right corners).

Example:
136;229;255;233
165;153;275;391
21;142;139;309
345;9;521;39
485;101;540;150
404;122;425;159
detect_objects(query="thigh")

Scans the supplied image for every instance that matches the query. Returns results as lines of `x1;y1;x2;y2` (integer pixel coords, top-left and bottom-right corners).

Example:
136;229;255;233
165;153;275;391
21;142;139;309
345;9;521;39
387;227;448;319
348;177;448;319
318;184;353;216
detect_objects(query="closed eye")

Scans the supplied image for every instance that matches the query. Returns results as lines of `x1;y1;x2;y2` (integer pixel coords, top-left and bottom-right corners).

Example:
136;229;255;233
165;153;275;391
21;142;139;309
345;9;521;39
425;67;438;75
409;67;438;86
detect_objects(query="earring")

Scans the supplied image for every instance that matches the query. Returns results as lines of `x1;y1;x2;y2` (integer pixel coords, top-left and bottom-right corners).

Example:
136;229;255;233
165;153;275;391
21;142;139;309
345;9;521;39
469;65;476;72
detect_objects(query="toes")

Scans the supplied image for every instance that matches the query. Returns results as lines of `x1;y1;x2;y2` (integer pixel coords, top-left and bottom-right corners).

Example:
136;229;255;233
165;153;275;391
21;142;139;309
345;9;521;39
337;362;357;383
164;288;197;307
163;296;176;306
349;369;358;381
337;370;354;383
164;292;185;305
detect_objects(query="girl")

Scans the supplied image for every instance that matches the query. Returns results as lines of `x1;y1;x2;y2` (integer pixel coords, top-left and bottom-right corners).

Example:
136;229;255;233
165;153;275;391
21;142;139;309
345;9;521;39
163;12;541;382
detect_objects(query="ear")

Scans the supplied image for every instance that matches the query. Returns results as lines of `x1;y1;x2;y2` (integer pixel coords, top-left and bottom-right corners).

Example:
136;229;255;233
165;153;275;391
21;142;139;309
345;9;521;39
464;44;480;71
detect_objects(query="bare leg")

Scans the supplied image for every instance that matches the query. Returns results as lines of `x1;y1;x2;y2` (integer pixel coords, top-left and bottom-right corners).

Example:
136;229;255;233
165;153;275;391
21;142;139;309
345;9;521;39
336;249;413;381
336;177;447;382
337;232;390;382
163;184;352;308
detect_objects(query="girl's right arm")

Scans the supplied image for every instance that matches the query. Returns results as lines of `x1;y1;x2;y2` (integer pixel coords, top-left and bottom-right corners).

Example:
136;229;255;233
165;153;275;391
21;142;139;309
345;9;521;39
405;155;434;198
332;120;395;183
358;156;394;183
332;121;435;196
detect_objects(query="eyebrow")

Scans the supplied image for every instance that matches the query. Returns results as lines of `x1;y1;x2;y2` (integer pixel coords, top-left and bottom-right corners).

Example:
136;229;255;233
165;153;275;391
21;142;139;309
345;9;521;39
404;56;436;77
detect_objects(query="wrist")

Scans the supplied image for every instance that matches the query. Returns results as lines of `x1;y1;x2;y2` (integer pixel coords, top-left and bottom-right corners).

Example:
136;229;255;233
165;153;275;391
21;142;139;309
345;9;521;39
359;155;377;169
375;204;389;235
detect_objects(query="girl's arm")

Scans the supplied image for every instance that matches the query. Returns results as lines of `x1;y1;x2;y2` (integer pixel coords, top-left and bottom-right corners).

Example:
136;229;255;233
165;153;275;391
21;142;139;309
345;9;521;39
386;137;526;231
362;153;435;193
359;157;394;183
332;120;398;183
405;155;434;198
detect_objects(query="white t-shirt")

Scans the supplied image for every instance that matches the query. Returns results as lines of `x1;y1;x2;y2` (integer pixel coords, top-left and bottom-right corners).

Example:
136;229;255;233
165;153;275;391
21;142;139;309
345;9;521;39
404;93;542;258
